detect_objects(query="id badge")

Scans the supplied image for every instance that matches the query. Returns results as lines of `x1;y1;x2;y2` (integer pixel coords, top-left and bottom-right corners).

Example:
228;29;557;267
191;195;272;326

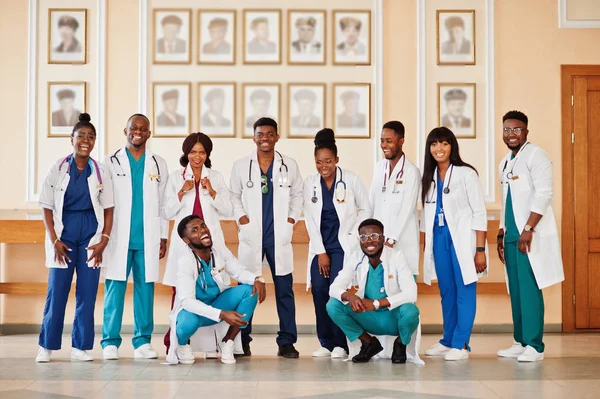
438;213;445;227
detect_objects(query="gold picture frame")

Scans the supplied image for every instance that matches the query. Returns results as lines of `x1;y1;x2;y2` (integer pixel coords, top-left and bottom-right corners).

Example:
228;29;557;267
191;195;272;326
242;9;282;65
287;10;326;65
287;83;326;138
332;10;372;66
241;83;281;138
198;82;236;138
152;9;192;65
198;9;236;65
47;81;87;137
437;82;477;138
48;9;88;65
332;83;371;138
436;10;476;66
152;82;192;137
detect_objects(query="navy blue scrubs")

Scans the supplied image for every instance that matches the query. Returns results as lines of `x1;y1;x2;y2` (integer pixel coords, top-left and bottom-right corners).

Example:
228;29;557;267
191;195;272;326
310;177;348;352
39;160;100;351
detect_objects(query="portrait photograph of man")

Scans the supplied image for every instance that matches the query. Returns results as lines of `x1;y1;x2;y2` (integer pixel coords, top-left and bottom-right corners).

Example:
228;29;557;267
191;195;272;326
438;83;476;138
437;10;475;65
244;10;281;64
199;11;235;64
288;10;325;65
153;83;191;137
48;82;86;137
333;83;371;138
48;9;87;64
333;11;371;65
243;84;280;137
288;84;325;137
199;83;235;137
153;9;191;64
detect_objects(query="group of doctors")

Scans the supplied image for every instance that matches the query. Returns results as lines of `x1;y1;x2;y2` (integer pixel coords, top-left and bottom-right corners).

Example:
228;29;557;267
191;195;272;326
36;109;564;366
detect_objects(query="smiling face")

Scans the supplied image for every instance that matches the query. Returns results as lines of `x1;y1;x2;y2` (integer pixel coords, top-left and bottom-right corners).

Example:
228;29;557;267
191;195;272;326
124;115;151;148
380;128;404;160
503;118;528;152
315;148;338;180
182;218;213;249
253;125;278;153
359;224;384;258
71;126;96;157
187;142;207;169
430;140;451;165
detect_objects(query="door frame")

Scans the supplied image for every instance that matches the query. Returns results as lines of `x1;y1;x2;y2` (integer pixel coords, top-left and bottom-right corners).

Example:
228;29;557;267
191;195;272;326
561;65;600;332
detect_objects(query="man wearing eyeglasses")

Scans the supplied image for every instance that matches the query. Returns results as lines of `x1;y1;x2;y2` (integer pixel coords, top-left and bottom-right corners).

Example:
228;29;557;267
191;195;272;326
229;117;303;358
327;218;420;364
496;110;564;363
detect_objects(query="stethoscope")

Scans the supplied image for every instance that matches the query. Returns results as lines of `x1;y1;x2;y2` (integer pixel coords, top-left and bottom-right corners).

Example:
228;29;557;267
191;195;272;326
425;164;454;204
182;164;209;196
311;166;347;204
110;149;161;182
382;154;406;193
501;142;530;185
191;250;222;291
246;151;290;188
351;254;386;293
53;154;103;191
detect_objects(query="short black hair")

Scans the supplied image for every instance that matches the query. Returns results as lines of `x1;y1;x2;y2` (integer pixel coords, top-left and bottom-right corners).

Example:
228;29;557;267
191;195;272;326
127;113;150;125
177;214;201;239
502;110;528;126
253;117;278;133
382;120;405;138
358;218;384;233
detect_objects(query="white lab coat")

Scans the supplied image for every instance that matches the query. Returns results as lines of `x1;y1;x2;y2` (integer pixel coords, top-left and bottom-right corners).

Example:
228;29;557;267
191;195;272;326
166;243;258;365
329;247;422;364
499;143;564;289
303;167;371;290
162;166;233;287
229;151;303;276
420;165;488;286
39;156;114;268
370;157;421;275
102;147;169;282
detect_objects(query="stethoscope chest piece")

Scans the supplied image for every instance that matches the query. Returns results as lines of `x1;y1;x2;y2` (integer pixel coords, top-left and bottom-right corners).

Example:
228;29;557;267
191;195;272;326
311;196;318;203
246;181;254;188
443;187;450;194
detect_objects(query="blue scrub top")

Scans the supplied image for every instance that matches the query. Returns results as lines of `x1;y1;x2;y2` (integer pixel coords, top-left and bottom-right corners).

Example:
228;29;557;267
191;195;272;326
261;161;275;249
127;149;145;250
433;172;447;231
320;177;342;252
61;160;98;244
195;258;221;305
365;263;387;305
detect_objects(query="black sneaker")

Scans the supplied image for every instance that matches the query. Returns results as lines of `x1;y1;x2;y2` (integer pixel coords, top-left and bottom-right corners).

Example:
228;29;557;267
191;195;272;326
352;337;383;363
391;337;407;364
277;344;300;359
235;342;252;358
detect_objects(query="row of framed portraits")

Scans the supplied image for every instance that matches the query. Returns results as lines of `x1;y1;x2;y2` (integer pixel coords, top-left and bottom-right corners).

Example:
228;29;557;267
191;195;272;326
153;8;371;65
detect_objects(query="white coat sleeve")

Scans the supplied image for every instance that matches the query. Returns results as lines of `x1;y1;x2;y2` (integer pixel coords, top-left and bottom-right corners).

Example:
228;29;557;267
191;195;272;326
386;252;417;309
208;171;233;218
219;245;257;285
99;163;115;209
352;174;372;233
288;159;303;222
39;163;59;210
229;163;247;221
498;161;506;231
177;256;222;322
159;160;170;239
465;171;487;231
528;148;553;216
419;203;426;233
329;257;355;302
386;167;421;242
162;172;183;220
303;178;326;254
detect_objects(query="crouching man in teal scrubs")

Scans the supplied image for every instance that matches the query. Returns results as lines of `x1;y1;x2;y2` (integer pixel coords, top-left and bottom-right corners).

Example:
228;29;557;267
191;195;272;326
327;218;420;363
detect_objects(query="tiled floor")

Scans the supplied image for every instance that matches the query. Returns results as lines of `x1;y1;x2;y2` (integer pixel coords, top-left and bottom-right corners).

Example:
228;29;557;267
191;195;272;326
0;333;599;398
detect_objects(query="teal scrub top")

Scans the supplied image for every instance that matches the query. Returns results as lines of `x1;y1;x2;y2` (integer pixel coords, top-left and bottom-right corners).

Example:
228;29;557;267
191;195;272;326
195;258;220;305
364;262;387;306
127;149;146;249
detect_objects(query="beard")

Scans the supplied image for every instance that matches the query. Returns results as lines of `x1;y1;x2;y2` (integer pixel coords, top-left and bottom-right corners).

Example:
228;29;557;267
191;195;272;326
364;246;384;260
190;241;212;250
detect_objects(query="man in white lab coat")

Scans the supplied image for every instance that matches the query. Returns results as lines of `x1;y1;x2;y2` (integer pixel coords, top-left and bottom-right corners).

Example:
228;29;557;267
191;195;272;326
100;114;169;360
370;121;421;276
230;117;303;358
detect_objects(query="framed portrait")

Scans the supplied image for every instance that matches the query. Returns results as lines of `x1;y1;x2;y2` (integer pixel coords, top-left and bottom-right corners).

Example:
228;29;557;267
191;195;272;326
332;83;371;138
48;82;87;137
198;10;236;65
332;10;371;66
438;83;476;138
198;82;236;138
242;83;280;138
287;83;325;138
436;10;476;65
48;9;87;64
287;10;326;65
152;82;191;137
153;9;192;64
243;9;281;64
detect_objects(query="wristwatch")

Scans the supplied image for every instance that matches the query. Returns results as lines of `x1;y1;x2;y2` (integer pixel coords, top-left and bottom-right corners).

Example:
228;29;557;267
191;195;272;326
255;277;266;283
373;299;380;310
524;225;535;232
386;238;396;246
476;246;485;253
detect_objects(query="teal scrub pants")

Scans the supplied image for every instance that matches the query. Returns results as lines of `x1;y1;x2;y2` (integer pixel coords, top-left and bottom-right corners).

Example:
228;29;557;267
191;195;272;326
326;299;420;345
101;249;154;349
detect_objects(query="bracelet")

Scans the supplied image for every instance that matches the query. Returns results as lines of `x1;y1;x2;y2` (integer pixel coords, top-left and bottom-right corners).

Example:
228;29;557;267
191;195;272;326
102;234;110;241
53;238;60;246
476;246;486;253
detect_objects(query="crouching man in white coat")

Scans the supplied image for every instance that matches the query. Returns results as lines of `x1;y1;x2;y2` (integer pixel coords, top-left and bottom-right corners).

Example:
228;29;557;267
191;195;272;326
327;218;420;364
166;215;266;365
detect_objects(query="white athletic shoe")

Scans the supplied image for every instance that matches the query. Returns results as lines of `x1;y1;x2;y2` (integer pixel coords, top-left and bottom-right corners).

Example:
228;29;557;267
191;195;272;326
424;343;451;357
103;345;119;360
517;345;544;362
176;345;195;365
220;339;236;365
497;342;526;358
71;348;93;362
312;347;332;357
36;347;52;363
444;348;469;361
134;344;159;359
331;347;347;359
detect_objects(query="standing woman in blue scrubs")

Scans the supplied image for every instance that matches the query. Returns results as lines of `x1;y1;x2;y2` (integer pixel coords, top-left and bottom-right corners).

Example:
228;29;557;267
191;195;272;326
303;128;371;358
420;127;488;361
37;113;114;362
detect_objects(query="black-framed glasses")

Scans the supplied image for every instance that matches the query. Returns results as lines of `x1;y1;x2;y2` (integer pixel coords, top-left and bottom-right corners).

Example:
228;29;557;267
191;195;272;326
503;127;525;135
359;233;383;242
261;175;269;194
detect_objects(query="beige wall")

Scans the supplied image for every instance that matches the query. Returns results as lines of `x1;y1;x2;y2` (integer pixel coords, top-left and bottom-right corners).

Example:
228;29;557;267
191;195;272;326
567;0;600;20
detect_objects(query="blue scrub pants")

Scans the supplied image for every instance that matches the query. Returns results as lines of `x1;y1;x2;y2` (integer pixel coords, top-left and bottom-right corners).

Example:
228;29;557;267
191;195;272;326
326;299;420;345
311;251;348;351
242;246;297;347
101;249;154;349
433;224;477;350
39;239;100;351
176;285;258;345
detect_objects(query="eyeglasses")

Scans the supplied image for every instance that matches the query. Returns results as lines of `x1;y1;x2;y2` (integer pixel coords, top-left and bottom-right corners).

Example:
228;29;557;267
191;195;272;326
359;233;383;242
503;127;525;135
261;175;269;194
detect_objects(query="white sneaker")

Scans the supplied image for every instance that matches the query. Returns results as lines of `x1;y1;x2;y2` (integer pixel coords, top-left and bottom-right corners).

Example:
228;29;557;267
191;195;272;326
497;342;526;358
444;348;469;361
205;351;218;359
517;345;544;362
175;345;195;365
331;347;347;359
134;344;159;359
71;348;93;362
424;343;451;356
220;339;236;364
36;347;52;363
103;345;119;360
312;347;332;357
